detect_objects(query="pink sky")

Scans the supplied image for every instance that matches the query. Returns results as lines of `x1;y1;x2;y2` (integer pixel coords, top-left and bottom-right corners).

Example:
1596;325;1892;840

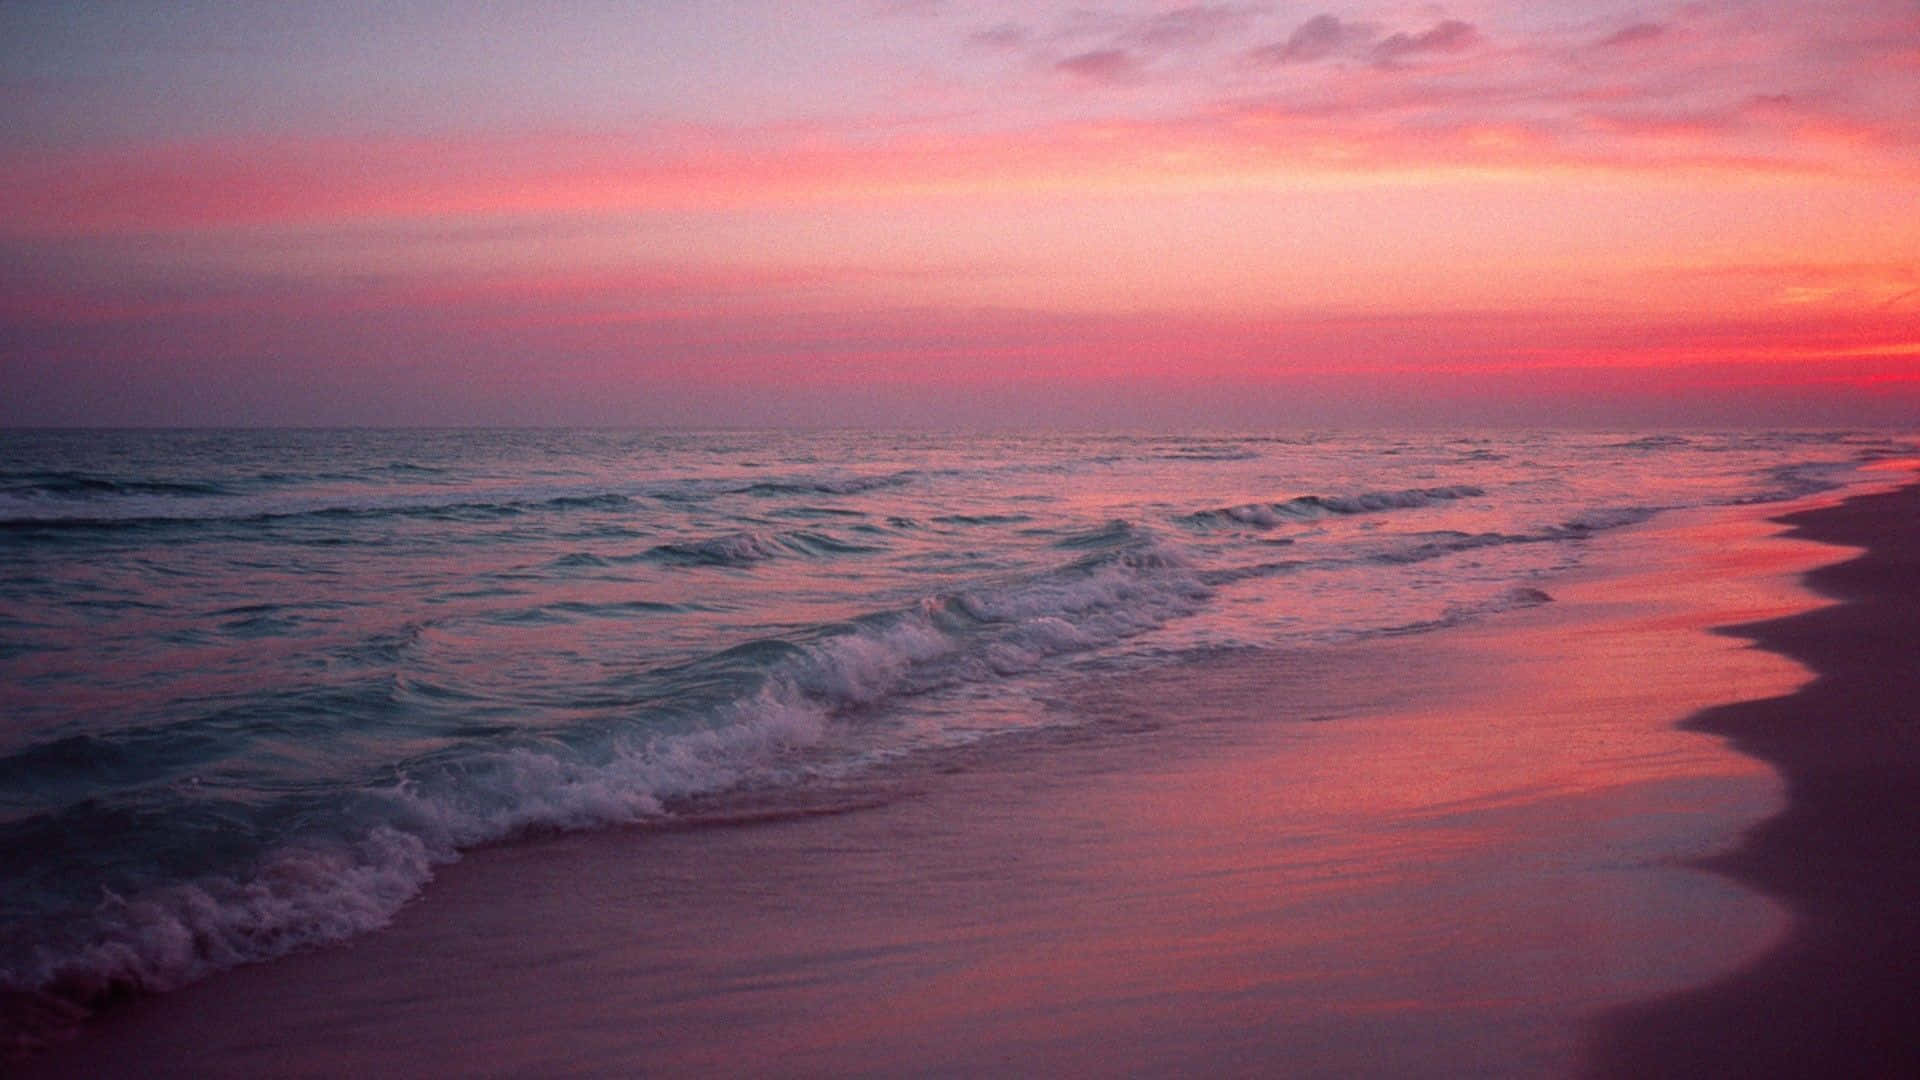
2;1;1916;427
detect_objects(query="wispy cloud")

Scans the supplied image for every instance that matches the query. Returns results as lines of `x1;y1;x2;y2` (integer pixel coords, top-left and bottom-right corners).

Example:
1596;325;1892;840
1595;22;1667;49
1245;14;1483;68
1247;14;1373;65
1056;49;1145;85
1371;19;1480;66
967;22;1027;50
970;3;1269;86
1132;5;1266;51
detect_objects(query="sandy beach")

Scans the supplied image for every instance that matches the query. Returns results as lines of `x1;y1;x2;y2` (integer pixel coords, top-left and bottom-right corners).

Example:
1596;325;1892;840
19;480;1915;1077
1589;480;1920;1077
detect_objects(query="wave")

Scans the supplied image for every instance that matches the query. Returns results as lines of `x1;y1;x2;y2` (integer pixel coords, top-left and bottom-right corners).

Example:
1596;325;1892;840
0;463;451;505
730;472;916;497
1606;434;1693;450
0;442;853;533
930;512;1034;526
1552;507;1657;534
0;462;933;533
1730;463;1848;505
644;529;882;567
0;527;1211;1036
1051;519;1146;551
0;725;225;796
0;489;637;532
0;471;236;500
1196;505;1661;585
1367;530;1521;565
1373;585;1555;637
1153;445;1260;462
1182;485;1485;529
1382;507;1660;558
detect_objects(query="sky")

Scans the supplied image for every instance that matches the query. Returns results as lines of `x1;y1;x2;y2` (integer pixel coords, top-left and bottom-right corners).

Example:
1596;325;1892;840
2;0;1916;429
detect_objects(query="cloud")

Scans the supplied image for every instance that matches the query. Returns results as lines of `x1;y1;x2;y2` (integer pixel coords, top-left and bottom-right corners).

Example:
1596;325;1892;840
1133;5;1264;51
1372;19;1480;65
880;0;944;16
992;6;1264;84
967;22;1027;50
1248;14;1372;65
1056;49;1144;84
1596;23;1667;49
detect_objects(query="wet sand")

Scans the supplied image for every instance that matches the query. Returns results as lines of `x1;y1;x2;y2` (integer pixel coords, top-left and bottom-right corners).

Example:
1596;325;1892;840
1589;480;1920;1077
23;492;1875;1078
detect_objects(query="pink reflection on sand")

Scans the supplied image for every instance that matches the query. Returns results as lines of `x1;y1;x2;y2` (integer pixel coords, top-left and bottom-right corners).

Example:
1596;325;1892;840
766;504;1842;1072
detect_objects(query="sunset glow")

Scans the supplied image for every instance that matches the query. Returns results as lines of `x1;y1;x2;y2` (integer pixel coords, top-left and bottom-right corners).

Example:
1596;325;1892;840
4;0;1916;427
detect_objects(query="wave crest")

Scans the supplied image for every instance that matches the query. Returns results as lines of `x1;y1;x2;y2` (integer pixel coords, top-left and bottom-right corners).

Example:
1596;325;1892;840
1183;485;1484;529
1;528;1211;1035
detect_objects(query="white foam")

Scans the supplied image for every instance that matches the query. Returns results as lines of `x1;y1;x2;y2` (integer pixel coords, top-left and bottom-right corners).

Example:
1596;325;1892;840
11;690;836;1005
23;826;437;997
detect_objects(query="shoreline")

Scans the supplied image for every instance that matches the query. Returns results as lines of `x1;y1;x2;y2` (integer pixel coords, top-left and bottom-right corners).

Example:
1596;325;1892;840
18;485;1885;1076
1589;478;1920;1076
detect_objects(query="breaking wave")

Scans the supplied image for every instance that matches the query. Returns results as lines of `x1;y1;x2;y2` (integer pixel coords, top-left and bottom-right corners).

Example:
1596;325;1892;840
0;527;1210;1034
646;529;882;566
1182;485;1486;529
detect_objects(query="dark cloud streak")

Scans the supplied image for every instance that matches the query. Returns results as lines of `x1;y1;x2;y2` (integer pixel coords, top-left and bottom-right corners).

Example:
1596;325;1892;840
1597;23;1667;49
967;22;1027;50
1133;5;1264;51
1056;49;1144;85
1248;14;1486;69
1372;20;1480;65
1247;14;1370;65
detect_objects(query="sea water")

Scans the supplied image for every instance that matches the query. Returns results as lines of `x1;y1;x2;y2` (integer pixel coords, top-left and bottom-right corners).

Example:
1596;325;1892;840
0;428;1909;1024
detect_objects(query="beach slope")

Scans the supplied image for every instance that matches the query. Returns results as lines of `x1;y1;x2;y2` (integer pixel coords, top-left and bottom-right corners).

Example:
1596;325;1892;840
1590;481;1920;1076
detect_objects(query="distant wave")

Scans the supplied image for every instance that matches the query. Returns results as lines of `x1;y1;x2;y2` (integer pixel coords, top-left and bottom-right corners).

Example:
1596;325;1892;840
1607;434;1694;450
1182;485;1485;529
1152;445;1261;462
0;465;922;530
645;529;882;567
930;512;1034;526
0;490;637;532
1196;506;1661;585
0;471;237;499
729;471;917;497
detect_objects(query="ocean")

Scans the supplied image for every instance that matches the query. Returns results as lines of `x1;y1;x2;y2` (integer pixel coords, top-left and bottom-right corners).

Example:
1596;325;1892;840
1;427;1911;1033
